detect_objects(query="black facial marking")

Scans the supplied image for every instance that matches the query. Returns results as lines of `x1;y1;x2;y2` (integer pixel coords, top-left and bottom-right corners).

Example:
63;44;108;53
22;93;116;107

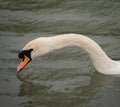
18;49;33;60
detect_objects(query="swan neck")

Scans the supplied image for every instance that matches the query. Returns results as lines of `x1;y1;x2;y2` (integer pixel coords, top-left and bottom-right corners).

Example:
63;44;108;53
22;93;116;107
47;34;113;73
50;34;109;60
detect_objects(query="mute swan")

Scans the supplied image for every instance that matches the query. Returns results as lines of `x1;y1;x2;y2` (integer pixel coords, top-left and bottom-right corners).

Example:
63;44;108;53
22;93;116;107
17;34;120;75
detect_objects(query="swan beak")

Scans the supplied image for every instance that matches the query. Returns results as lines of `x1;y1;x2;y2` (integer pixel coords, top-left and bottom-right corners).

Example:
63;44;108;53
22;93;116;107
17;55;31;73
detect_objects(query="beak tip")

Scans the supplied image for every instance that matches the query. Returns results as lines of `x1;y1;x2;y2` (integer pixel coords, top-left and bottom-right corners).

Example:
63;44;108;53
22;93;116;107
17;66;21;73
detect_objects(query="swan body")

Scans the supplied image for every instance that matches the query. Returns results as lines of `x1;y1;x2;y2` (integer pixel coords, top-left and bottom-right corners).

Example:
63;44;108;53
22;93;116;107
17;34;120;75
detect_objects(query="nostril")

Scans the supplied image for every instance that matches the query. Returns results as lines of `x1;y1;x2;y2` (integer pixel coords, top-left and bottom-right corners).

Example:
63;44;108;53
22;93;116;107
22;55;25;61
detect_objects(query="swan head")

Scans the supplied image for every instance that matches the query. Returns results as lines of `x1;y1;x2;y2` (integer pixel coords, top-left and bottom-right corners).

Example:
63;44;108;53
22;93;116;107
17;49;33;73
17;38;50;73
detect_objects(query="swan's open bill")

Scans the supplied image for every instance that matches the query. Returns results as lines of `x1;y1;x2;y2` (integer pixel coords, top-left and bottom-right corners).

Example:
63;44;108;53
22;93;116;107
17;34;120;75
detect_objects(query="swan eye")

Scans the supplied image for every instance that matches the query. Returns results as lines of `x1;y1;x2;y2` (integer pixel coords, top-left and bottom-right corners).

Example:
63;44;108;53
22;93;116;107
30;49;33;52
18;52;24;59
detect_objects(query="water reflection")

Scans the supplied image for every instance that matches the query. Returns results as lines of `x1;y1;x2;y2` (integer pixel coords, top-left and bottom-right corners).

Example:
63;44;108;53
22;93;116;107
17;71;116;107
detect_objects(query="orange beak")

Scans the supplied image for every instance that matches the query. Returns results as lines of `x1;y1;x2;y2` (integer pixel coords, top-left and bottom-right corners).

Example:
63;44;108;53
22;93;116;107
17;55;31;73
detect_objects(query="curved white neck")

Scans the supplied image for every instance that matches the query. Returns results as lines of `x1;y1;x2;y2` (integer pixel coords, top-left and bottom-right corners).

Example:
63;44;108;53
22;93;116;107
47;34;111;61
28;34;120;75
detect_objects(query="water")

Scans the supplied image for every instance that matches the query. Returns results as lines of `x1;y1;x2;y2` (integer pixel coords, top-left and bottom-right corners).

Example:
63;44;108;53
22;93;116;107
0;0;120;107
